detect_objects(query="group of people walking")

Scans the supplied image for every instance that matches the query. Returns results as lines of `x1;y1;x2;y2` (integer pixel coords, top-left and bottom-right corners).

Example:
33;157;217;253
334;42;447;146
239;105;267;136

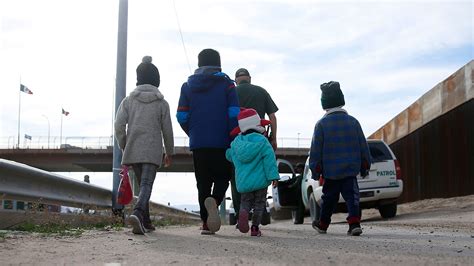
114;48;370;237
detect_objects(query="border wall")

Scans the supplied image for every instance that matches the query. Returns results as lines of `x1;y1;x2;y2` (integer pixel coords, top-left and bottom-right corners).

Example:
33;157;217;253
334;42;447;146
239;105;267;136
369;61;473;202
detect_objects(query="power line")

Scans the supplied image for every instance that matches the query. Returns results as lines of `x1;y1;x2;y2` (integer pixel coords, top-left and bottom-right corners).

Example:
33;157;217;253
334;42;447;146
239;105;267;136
172;0;192;75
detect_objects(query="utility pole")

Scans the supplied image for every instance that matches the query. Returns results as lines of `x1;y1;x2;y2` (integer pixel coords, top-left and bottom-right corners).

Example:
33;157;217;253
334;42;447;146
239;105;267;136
17;79;22;148
112;0;128;214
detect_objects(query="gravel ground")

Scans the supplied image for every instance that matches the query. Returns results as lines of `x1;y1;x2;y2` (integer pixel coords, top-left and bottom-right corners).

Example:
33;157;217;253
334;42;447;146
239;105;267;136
1;195;473;265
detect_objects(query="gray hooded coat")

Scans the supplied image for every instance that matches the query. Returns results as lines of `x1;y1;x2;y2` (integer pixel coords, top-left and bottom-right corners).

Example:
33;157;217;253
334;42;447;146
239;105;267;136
114;84;174;166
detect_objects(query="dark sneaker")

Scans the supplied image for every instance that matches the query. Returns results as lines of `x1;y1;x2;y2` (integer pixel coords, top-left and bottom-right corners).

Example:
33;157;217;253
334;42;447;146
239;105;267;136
347;223;363;236
201;223;215;235
127;213;145;235
238;209;249;233
250;225;261;237
143;222;156;232
204;197;221;233
312;220;327;234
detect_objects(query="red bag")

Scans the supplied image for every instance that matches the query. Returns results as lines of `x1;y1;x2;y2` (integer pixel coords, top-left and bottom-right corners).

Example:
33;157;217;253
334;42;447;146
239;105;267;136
117;165;133;205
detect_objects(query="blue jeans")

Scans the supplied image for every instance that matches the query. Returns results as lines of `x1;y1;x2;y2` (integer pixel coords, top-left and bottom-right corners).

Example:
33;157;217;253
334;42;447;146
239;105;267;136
132;163;158;222
320;176;360;226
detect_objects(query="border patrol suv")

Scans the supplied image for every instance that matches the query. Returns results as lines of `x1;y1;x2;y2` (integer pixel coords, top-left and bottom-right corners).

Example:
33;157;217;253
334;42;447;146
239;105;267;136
272;139;403;224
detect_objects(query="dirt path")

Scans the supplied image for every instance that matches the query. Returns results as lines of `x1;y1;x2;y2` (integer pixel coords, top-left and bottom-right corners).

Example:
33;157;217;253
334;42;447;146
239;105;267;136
1;195;473;265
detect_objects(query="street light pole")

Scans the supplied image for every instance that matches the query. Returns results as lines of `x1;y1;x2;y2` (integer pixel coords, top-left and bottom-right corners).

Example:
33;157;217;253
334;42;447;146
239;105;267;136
112;0;128;213
41;115;50;149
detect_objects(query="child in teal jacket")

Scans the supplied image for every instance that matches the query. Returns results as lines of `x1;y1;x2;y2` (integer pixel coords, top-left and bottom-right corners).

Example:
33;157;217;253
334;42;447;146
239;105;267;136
226;108;279;237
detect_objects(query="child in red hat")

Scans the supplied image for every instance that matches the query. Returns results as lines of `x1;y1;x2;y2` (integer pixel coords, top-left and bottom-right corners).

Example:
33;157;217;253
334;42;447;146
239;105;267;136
226;108;280;237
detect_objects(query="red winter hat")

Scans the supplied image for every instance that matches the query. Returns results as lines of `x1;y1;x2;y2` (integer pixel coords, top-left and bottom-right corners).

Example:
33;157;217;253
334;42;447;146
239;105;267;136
230;108;271;136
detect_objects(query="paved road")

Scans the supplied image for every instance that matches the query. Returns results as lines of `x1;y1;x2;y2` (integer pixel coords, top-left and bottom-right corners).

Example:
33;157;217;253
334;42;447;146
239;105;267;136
1;196;473;265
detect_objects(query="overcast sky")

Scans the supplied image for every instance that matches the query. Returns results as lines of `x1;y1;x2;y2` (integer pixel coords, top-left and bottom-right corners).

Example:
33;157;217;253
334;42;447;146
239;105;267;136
1;0;472;207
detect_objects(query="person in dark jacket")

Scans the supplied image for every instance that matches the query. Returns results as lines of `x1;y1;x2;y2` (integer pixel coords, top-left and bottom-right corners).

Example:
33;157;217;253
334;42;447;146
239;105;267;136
231;68;279;226
309;81;371;236
176;48;240;235
234;68;279;149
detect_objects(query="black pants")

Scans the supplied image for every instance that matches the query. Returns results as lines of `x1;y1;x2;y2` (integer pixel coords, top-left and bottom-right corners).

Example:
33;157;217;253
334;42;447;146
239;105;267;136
193;148;232;222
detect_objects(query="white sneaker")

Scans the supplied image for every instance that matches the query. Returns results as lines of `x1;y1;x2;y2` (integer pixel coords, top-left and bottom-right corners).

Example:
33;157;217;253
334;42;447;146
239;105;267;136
204;197;221;233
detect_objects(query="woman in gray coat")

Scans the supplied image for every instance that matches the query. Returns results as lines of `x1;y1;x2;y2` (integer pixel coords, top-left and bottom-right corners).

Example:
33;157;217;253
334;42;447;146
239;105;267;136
114;56;174;235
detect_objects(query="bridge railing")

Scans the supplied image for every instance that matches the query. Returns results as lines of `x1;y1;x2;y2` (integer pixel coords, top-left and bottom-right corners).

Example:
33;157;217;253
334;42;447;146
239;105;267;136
0;159;200;221
0;136;312;149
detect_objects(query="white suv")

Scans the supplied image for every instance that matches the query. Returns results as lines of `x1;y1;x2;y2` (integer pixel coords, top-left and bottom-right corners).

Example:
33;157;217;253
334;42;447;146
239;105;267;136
272;139;403;224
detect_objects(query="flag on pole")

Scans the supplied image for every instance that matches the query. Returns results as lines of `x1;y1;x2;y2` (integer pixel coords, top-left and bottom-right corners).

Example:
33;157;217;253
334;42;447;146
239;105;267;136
24;134;32;140
20;84;33;94
62;108;70;116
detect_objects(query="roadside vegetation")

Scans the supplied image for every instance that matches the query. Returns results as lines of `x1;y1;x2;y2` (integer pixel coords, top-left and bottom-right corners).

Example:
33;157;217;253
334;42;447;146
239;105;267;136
0;231;7;241
9;222;124;237
0;202;199;239
2;217;196;239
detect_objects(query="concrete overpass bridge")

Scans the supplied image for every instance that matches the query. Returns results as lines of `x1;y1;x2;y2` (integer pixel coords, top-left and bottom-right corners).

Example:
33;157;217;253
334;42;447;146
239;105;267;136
0;137;310;172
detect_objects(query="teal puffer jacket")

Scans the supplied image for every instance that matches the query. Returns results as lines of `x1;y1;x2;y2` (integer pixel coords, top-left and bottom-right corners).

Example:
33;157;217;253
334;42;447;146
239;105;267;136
226;133;279;193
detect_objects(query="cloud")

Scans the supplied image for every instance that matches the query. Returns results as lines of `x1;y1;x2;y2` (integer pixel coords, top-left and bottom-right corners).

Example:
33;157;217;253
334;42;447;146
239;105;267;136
1;0;472;140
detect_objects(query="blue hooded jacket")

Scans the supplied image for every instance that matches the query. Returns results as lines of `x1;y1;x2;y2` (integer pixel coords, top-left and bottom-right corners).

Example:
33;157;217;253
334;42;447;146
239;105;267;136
176;70;240;150
226;133;279;193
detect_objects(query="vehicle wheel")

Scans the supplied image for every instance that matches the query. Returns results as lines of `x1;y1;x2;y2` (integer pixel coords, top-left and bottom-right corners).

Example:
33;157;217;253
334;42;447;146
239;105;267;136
229;213;237;225
292;199;305;224
379;203;397;218
261;210;271;225
309;192;320;223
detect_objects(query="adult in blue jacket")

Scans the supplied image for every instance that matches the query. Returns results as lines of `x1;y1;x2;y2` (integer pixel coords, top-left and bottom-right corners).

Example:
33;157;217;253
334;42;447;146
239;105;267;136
176;49;240;235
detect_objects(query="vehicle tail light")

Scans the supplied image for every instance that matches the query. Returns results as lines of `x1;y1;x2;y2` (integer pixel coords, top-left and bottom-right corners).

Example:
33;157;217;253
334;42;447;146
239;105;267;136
394;160;402;180
319;175;325;186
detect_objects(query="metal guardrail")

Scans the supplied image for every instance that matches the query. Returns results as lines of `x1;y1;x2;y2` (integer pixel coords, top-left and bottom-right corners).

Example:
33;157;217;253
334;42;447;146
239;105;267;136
0;159;111;208
0;159;200;220
0;136;313;149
